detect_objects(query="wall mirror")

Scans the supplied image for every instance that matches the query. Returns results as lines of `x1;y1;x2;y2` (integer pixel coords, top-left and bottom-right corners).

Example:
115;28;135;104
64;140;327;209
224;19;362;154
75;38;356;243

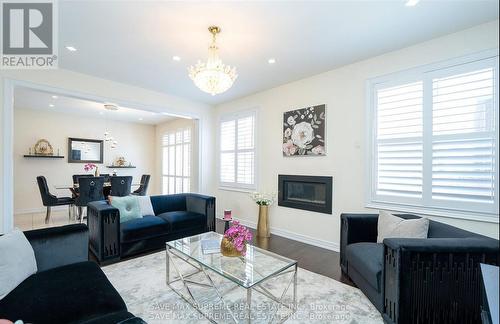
68;138;104;163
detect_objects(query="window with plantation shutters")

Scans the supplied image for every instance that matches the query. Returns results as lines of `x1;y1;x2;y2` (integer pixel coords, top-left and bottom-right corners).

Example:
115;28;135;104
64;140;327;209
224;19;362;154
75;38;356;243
368;53;499;219
162;128;191;194
219;111;256;190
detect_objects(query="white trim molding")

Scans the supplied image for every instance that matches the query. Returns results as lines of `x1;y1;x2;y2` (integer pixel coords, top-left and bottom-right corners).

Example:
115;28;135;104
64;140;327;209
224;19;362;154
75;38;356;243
1;79;14;234
226;216;340;252
15;206;69;215
366;202;499;224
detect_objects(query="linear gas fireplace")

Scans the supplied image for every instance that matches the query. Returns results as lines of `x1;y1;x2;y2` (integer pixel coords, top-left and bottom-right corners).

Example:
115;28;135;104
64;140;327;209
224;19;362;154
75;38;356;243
278;175;332;214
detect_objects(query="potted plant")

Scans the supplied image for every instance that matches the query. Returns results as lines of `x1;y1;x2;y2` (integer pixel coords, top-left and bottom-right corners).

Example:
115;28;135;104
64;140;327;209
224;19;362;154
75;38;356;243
251;192;275;238
221;221;253;257
84;163;99;176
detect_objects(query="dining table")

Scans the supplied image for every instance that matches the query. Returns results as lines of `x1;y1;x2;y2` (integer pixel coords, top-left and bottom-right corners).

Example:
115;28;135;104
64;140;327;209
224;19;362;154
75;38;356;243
55;182;141;198
55;182;141;190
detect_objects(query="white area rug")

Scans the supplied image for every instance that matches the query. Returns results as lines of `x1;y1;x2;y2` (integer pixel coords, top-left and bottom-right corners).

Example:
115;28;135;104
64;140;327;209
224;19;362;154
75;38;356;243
102;251;382;323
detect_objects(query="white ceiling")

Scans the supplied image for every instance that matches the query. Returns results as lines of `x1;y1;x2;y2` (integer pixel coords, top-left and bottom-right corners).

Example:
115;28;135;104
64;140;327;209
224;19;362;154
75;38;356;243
14;87;177;125
58;1;499;105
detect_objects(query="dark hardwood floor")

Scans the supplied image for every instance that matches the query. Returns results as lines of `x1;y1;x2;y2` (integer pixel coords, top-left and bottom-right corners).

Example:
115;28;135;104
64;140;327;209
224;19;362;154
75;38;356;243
215;219;354;287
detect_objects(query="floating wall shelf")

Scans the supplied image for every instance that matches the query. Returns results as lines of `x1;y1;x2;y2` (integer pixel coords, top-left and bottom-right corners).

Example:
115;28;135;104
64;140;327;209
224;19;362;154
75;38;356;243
24;155;65;159
106;165;137;169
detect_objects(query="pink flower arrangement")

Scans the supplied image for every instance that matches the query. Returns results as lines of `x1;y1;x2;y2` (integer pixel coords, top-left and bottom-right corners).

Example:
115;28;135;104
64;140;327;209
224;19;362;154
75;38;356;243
223;221;253;255
84;163;97;172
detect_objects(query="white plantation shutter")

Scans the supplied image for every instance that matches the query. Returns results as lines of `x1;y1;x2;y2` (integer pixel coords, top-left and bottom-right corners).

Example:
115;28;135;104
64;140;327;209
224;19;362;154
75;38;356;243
162;127;191;194
377;82;423;139
377;142;423;198
369;54;498;217
220;120;236;183
431;67;496;209
375;82;423;200
432;139;494;203
219;111;256;189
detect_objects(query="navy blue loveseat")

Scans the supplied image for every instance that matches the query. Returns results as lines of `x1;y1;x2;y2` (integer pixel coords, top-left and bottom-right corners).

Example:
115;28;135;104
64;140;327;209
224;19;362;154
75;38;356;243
87;193;215;264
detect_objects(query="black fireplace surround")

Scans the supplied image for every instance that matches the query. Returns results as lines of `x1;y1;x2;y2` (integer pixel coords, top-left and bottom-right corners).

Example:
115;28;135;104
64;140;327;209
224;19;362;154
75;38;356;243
278;175;332;214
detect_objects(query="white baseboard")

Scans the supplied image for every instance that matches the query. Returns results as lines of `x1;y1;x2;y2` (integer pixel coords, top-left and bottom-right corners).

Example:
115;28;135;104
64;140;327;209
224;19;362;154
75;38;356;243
221;214;339;252
15;206;71;215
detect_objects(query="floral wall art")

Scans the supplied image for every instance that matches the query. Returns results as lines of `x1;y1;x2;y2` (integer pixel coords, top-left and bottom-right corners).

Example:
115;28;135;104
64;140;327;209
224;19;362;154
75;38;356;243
282;104;326;156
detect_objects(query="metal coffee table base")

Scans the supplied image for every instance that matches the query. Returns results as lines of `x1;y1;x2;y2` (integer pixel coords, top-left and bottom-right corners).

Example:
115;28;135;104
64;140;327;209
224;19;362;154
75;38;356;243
166;246;298;323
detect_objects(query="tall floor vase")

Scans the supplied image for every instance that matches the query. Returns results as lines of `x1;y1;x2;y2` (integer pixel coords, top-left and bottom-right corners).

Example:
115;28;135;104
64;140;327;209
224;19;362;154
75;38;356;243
256;205;270;238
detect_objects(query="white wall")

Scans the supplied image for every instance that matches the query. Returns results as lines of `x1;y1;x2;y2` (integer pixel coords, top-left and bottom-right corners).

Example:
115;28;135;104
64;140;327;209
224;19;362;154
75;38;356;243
155;118;200;194
0;68;213;233
14;107;157;213
212;20;500;248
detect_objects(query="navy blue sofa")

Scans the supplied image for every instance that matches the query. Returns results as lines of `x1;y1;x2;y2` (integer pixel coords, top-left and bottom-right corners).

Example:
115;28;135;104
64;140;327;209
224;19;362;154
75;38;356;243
87;193;215;263
340;213;499;324
0;224;143;324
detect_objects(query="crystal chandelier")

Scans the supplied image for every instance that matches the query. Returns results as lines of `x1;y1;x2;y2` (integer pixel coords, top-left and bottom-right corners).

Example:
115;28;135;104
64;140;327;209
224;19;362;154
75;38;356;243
188;26;237;96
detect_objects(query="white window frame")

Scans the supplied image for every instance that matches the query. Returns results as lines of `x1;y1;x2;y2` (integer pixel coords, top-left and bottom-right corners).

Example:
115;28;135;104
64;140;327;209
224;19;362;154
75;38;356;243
366;50;499;222
218;109;257;191
162;127;191;194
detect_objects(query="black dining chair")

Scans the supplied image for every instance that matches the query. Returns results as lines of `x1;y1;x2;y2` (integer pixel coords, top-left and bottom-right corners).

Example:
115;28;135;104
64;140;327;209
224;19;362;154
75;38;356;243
109;176;133;197
100;174;111;183
36;176;75;224
71;174;93;198
75;176;105;223
72;174;93;185
132;174;151;196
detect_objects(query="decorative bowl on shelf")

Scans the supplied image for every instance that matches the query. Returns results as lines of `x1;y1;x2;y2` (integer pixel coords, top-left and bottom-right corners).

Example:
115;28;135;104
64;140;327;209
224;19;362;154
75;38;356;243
115;156;127;166
34;139;54;155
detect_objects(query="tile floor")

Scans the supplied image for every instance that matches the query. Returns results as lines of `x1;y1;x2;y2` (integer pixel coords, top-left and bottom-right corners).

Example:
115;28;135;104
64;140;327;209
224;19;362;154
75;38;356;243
14;207;81;231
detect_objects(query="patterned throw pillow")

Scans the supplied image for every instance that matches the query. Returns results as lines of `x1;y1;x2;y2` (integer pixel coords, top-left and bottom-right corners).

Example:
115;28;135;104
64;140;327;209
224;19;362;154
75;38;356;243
109;196;142;223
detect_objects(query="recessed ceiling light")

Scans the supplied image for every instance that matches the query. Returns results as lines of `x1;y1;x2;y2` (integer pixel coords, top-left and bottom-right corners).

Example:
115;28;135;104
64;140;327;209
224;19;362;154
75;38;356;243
268;58;276;64
405;0;420;6
65;46;77;52
49;104;55;108
52;95;58;99
172;56;181;61
104;103;119;111
138;117;143;121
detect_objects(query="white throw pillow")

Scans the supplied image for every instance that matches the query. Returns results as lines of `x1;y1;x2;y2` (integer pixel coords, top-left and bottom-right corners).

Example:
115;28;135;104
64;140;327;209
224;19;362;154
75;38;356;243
137;196;155;217
0;229;37;300
377;210;429;243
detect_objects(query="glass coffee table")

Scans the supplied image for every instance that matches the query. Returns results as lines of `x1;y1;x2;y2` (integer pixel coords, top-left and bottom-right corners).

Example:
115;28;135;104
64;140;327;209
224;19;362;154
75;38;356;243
166;232;298;323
